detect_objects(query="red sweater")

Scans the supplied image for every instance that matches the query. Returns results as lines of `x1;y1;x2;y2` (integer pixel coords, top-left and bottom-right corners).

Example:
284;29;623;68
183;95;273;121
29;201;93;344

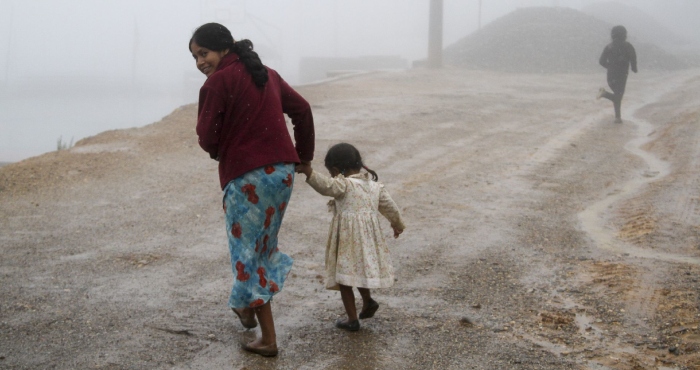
196;53;315;189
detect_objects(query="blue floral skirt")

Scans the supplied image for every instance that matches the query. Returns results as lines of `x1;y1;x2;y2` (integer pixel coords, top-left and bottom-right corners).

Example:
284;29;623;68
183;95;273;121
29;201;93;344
222;163;295;308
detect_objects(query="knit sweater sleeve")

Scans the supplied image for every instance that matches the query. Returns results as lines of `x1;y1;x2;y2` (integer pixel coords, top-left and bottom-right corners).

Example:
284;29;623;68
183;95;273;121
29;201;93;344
279;75;315;162
196;83;227;160
306;170;347;198
378;184;405;231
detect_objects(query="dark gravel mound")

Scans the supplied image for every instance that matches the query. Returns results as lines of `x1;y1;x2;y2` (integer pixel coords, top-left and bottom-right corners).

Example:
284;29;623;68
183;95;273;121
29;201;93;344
444;7;687;73
581;1;688;48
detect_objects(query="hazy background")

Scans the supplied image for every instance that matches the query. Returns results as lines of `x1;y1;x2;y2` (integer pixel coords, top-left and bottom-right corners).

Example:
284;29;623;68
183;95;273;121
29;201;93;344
0;0;698;162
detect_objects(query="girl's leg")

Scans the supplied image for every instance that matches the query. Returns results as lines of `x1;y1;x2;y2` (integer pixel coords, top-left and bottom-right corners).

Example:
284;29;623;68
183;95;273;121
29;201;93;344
339;284;358;321
358;288;373;311
336;285;360;331
358;288;379;319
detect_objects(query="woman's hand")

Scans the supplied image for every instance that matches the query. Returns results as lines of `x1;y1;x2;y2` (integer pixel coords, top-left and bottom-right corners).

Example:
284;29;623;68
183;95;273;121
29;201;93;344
393;227;403;239
295;161;313;178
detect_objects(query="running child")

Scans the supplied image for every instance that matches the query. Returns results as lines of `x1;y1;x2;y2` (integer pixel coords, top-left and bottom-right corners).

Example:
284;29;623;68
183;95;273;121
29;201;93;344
597;25;638;123
295;143;405;331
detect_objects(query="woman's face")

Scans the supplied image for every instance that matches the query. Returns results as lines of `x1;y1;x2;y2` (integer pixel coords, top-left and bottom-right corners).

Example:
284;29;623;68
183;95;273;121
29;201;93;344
190;41;229;77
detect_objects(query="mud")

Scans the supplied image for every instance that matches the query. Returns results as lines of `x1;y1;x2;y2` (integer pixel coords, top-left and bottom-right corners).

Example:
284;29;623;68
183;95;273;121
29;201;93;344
2;67;700;369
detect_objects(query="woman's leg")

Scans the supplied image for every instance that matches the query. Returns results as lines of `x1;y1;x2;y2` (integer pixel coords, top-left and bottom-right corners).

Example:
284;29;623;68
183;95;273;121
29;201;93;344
256;302;276;345
242;301;279;356
339;284;358;321
232;307;257;328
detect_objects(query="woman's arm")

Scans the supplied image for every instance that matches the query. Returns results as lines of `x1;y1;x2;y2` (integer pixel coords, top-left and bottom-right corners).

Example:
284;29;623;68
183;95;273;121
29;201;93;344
279;76;315;163
196;84;227;160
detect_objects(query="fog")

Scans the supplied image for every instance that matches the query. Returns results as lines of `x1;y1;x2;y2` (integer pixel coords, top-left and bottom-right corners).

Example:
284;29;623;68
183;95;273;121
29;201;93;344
0;0;698;162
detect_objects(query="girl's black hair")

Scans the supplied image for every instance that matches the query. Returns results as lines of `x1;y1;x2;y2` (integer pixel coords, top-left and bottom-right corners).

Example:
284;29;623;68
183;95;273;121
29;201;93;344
611;25;627;42
189;22;268;88
324;143;378;181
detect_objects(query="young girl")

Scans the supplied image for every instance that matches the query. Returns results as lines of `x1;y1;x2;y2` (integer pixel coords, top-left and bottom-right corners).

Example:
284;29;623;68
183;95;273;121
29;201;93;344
295;143;405;331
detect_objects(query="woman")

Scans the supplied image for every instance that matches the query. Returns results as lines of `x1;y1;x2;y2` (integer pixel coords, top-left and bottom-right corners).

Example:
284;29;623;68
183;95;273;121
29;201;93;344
189;23;314;357
597;25;638;123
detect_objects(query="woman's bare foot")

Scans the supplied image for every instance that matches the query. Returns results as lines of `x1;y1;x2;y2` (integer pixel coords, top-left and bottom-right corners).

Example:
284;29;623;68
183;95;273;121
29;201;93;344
232;307;258;329
242;337;278;357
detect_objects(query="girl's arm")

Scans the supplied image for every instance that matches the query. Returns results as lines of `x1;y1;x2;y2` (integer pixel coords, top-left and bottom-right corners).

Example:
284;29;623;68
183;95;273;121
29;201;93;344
305;170;347;198
378;185;405;238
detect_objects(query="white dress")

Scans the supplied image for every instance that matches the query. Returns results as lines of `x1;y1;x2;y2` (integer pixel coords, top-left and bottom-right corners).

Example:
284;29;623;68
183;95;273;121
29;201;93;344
306;171;405;290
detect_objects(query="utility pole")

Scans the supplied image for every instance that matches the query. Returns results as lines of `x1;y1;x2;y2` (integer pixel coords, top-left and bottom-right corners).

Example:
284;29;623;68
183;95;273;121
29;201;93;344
427;0;443;68
4;0;13;83
478;0;482;30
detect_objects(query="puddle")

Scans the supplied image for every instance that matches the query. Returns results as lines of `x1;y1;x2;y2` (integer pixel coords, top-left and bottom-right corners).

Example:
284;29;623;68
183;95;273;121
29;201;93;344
575;312;602;339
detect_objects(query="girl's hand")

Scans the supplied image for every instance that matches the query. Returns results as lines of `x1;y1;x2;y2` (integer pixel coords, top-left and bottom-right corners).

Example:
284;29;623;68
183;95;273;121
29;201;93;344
393;227;403;239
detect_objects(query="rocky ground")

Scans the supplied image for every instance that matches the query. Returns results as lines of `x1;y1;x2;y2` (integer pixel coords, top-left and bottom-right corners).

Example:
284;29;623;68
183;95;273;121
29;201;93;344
2;67;700;369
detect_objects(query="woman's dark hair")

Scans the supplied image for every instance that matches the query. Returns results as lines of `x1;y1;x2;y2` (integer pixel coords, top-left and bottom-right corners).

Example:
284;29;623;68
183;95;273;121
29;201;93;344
189;23;268;88
611;25;627;42
324;143;378;181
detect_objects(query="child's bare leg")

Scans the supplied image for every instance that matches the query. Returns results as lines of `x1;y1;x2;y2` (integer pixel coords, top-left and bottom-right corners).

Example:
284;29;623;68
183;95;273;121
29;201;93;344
358;287;379;319
358;288;372;311
339;284;358;321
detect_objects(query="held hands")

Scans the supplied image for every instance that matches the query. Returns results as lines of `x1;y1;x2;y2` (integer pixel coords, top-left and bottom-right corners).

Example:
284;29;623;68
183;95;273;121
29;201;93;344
295;161;313;178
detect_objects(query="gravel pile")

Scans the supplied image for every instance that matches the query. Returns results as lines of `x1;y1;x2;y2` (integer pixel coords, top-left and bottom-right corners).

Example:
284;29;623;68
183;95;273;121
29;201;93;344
444;7;687;73
581;1;688;48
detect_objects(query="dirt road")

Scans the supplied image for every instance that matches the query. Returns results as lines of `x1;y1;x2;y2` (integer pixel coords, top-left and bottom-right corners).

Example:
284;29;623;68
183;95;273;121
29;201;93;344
2;67;700;369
